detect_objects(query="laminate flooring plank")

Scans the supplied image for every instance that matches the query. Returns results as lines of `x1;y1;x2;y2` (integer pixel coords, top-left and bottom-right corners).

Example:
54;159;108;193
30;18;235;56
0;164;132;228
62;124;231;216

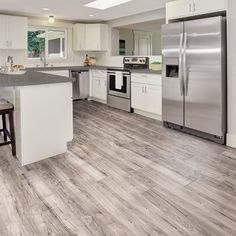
0;100;236;235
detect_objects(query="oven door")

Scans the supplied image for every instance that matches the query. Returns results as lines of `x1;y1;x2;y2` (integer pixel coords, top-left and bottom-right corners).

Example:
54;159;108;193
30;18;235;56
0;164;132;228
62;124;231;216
107;71;131;99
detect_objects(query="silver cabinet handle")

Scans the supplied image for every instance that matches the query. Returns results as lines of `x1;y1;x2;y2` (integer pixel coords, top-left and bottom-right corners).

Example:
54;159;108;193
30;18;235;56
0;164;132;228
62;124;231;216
142;86;144;93
179;33;184;96
99;80;101;86
193;2;196;11
183;32;188;96
189;3;191;12
145;86;147;94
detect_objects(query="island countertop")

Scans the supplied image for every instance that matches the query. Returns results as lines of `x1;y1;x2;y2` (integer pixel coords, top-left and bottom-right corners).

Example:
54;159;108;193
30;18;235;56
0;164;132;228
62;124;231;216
0;70;75;87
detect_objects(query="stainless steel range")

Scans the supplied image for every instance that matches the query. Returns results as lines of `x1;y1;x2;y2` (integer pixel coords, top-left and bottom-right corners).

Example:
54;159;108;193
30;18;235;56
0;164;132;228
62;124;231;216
107;57;149;112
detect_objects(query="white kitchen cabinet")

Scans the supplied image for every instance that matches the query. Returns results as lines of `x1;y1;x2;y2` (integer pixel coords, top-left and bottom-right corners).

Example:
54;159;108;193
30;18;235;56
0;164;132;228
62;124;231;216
131;83;146;111
131;73;162;118
0;15;7;49
73;23;108;51
86;24;109;51
0;15;27;50
166;0;227;22
145;84;162;115
8;16;27;49
193;0;226;16
72;24;86;51
90;70;107;102
166;0;192;22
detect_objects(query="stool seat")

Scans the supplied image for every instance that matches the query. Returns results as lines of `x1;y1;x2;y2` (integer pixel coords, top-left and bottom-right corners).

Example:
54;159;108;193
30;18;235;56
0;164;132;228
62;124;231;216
0;99;16;156
0;99;13;111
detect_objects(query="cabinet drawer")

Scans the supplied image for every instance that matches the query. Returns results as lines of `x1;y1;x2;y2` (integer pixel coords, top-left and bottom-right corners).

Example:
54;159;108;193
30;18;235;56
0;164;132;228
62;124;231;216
131;73;162;86
91;70;107;78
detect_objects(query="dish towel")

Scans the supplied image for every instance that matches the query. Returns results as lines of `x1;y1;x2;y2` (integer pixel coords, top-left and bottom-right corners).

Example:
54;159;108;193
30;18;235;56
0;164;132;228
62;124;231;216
115;72;123;90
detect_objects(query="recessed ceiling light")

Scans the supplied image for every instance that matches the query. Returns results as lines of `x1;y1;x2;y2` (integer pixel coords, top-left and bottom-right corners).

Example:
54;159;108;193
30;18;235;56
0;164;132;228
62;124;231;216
42;7;50;11
89;14;95;17
84;0;133;10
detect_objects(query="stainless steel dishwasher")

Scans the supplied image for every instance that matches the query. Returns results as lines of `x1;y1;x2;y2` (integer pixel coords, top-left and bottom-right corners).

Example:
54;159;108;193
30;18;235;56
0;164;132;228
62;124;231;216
70;70;89;100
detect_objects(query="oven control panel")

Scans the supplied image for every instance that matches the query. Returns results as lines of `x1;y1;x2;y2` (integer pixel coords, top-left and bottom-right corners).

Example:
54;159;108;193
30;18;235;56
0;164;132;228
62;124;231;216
123;57;149;65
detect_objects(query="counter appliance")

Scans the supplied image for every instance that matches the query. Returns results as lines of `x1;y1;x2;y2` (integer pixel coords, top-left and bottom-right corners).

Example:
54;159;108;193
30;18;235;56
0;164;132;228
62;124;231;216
107;57;149;112
71;70;89;100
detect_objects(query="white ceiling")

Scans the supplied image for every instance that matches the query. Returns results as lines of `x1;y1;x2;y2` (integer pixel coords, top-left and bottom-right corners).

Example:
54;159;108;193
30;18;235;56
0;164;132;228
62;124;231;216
0;0;170;21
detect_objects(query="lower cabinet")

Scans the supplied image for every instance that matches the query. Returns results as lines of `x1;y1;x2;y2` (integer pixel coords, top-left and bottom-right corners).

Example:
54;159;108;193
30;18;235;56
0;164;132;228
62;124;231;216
131;73;162;118
90;70;107;102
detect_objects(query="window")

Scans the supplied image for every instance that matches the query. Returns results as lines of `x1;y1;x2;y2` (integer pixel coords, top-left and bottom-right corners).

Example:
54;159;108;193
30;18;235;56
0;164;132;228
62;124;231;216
28;27;67;59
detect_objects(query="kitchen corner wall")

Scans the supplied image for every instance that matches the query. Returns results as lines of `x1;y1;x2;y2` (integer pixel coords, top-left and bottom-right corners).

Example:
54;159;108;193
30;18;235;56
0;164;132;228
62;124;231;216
95;8;165;67
226;0;236;148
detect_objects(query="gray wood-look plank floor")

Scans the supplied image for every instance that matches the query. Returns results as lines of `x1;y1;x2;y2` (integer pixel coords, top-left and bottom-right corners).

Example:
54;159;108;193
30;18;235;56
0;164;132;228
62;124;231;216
1;100;236;236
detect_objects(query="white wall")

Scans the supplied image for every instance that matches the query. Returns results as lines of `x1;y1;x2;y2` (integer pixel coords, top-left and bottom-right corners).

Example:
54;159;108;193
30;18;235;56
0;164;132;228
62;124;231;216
152;29;162;55
226;0;236;148
96;8;165;67
119;28;134;56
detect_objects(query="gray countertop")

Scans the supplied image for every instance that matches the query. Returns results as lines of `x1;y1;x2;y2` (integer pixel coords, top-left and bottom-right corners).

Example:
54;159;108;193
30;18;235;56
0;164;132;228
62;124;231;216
27;65;162;74
0;70;75;87
0;65;161;87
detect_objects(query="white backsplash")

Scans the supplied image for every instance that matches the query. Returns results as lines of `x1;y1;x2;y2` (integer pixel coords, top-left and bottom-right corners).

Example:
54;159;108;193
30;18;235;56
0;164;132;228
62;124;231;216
96;52;162;67
0;49;162;68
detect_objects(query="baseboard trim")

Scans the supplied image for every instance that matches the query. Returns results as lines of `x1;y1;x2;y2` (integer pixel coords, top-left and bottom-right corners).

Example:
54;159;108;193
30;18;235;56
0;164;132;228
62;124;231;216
133;109;162;121
88;97;107;104
226;133;236;148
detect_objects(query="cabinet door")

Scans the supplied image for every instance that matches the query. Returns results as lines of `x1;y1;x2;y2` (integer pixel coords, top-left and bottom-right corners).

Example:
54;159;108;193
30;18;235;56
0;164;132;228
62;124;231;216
0;15;8;49
73;24;86;51
131;83;146;110
8;16;27;49
100;78;107;101
86;24;100;51
193;0;226;15
145;84;162;115
166;0;192;21
92;77;101;99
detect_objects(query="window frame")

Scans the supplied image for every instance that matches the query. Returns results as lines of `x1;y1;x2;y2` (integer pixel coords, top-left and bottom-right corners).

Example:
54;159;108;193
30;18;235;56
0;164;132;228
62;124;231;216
27;26;68;61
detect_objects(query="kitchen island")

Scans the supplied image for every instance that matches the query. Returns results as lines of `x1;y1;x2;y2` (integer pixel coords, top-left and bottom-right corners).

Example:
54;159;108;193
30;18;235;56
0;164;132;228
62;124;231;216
0;70;74;165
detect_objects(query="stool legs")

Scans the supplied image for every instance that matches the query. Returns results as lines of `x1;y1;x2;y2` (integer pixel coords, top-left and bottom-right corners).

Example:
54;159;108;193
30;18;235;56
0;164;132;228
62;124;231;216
8;111;16;156
2;114;7;142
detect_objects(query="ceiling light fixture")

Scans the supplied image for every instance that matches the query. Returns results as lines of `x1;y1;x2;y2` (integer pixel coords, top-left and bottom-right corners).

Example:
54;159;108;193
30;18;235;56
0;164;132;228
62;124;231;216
89;14;95;17
42;7;50;11
84;0;133;10
48;16;55;24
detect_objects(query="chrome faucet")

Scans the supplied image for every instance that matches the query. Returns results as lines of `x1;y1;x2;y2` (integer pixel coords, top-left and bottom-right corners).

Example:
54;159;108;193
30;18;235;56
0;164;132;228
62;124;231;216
40;51;48;67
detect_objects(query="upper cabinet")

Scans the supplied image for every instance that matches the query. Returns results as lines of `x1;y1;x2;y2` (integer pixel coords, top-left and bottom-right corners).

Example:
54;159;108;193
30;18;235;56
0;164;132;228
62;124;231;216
0;15;27;50
73;23;108;51
166;0;227;22
72;24;86;51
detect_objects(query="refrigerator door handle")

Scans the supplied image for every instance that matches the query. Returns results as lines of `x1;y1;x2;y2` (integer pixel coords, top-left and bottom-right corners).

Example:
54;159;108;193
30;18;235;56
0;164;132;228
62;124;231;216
179;33;184;96
183;32;188;96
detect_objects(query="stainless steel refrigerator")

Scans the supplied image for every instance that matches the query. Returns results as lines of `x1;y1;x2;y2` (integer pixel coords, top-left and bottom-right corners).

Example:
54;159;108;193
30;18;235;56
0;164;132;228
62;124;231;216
161;16;226;144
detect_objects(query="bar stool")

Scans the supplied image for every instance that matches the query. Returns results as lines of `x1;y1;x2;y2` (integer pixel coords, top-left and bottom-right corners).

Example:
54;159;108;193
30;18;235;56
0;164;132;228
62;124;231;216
0;99;16;156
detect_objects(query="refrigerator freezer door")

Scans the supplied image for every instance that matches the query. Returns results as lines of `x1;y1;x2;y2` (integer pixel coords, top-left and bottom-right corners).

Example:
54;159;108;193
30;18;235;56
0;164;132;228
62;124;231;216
162;22;184;126
184;16;226;136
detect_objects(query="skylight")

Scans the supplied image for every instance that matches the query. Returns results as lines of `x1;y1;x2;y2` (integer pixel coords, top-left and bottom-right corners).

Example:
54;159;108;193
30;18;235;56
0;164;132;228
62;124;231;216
84;0;133;10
